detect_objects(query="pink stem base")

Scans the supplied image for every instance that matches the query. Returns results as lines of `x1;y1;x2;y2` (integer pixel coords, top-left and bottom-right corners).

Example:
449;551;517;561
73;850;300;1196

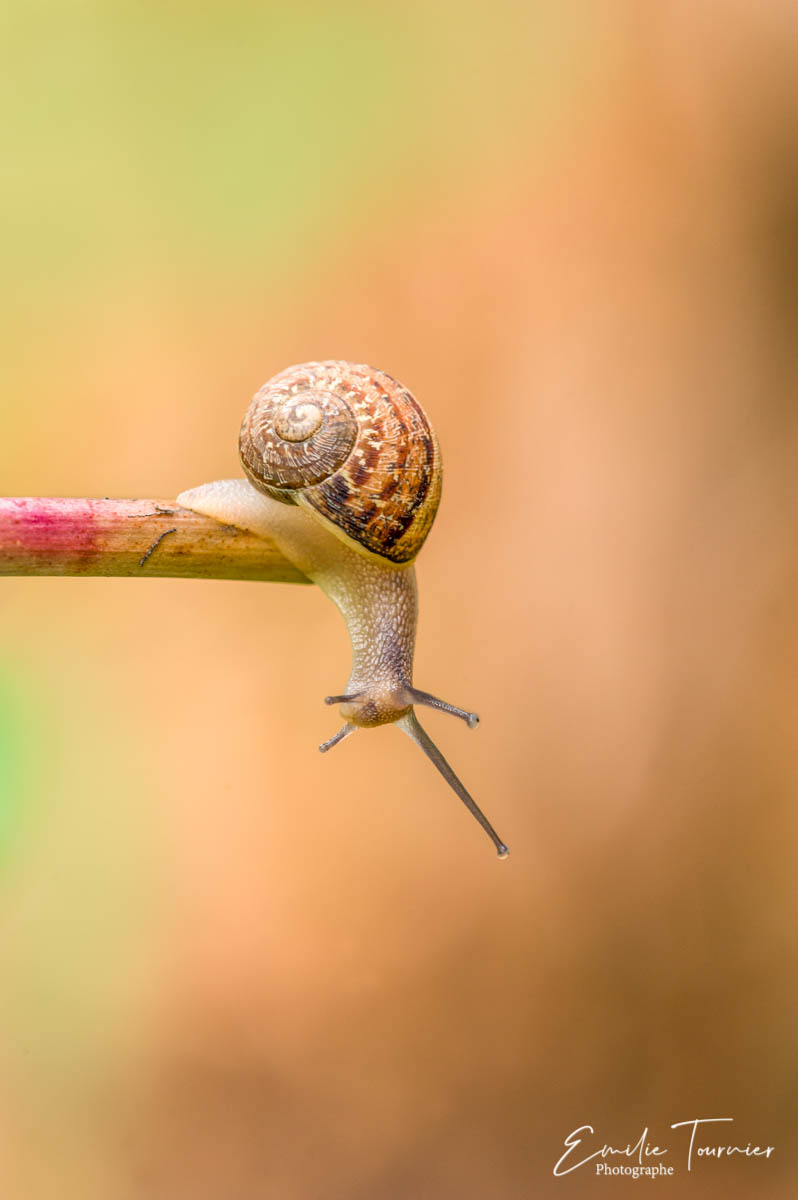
0;497;309;584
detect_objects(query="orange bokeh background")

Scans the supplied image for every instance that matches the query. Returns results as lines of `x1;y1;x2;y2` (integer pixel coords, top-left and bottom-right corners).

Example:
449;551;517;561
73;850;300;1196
1;3;797;1196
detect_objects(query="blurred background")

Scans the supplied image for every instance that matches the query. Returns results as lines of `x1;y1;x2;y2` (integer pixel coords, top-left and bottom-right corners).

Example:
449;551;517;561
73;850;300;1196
1;1;798;1196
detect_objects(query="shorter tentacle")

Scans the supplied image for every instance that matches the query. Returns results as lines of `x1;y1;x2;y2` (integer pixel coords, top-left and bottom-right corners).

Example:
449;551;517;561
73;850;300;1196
319;723;357;753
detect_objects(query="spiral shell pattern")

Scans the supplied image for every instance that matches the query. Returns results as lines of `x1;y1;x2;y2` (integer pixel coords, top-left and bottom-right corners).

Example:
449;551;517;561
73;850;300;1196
239;361;442;564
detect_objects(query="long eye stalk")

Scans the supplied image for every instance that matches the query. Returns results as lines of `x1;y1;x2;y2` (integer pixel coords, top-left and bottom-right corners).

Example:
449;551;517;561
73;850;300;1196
398;711;509;858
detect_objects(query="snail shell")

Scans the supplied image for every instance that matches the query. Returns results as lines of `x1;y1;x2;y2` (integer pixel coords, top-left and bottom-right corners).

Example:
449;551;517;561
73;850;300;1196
239;361;442;565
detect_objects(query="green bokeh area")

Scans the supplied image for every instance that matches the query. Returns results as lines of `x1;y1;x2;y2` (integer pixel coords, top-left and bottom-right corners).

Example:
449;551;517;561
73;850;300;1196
3;3;408;290
0;674;26;862
1;1;595;307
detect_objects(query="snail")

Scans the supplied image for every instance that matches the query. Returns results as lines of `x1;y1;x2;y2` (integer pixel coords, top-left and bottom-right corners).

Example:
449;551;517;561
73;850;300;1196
178;360;508;858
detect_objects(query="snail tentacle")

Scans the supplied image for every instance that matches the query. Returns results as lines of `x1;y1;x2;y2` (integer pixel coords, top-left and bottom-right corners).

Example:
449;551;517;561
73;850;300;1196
319;723;356;753
397;712;508;858
403;687;480;729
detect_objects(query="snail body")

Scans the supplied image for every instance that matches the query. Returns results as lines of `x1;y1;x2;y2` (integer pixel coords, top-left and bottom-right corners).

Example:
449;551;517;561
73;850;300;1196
178;361;508;857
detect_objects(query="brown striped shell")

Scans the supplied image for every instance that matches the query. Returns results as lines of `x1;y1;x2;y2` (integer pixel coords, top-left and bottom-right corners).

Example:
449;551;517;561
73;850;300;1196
239;361;442;564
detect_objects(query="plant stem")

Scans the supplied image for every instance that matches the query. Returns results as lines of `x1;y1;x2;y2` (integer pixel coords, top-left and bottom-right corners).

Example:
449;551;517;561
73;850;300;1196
0;498;310;584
